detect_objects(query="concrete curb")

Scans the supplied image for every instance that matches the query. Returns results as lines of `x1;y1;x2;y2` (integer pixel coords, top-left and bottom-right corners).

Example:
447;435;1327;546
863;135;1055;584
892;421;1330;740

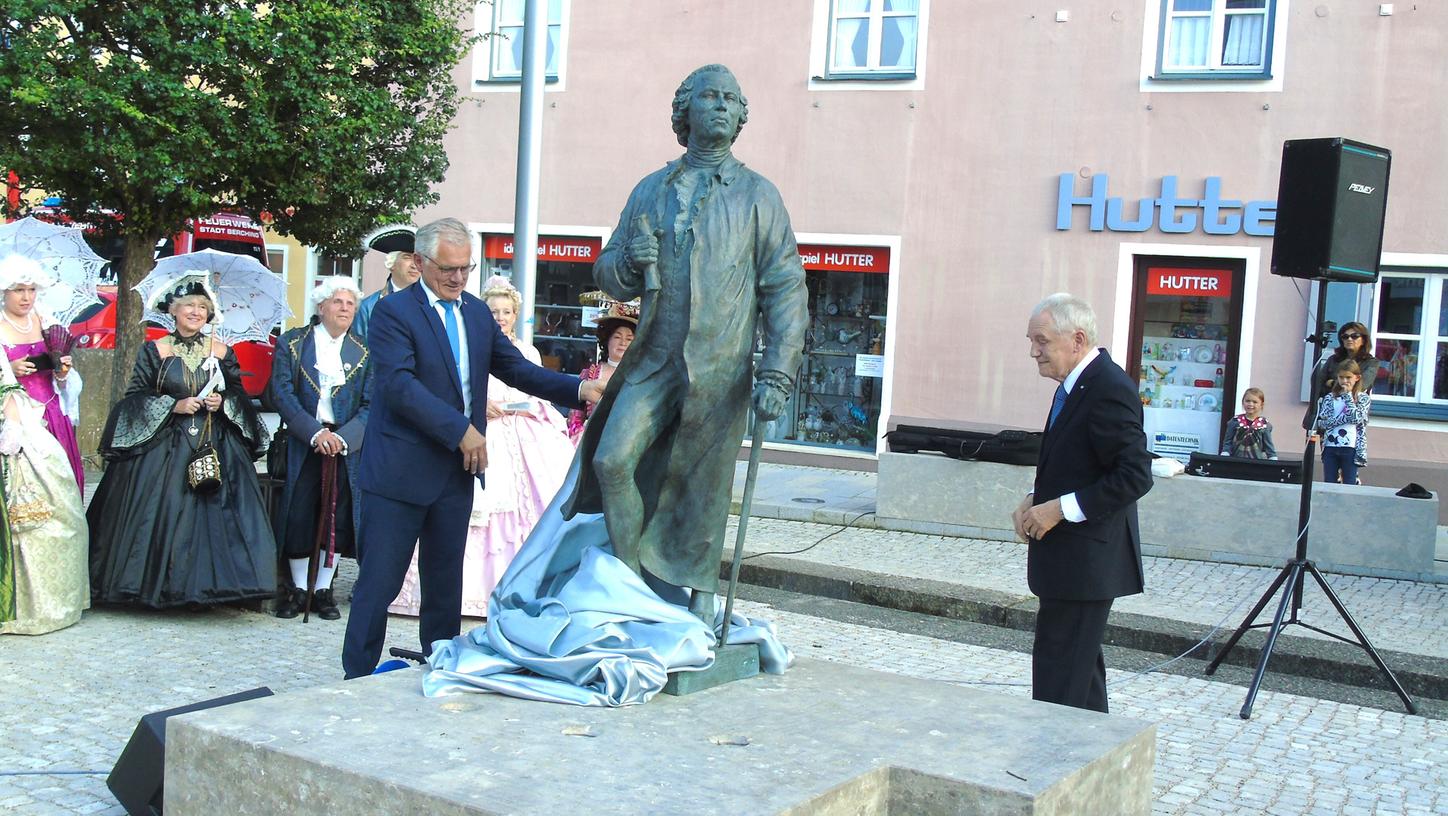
727;553;1448;702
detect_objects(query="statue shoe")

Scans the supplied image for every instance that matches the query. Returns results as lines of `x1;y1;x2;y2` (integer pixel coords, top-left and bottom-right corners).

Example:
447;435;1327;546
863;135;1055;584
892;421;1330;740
274;587;305;619
313;588;341;621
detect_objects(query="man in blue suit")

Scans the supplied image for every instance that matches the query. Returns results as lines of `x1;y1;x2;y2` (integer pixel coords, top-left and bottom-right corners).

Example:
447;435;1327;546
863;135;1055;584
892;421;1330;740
342;218;606;678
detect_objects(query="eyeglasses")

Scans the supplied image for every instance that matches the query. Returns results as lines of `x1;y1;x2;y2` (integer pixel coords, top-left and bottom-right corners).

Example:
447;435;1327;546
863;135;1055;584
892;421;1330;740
1340;333;1364;340
418;252;476;277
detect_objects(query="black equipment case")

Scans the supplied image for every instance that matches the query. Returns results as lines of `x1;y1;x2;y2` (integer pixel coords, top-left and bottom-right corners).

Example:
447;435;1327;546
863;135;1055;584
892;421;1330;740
885;425;1042;466
1186;452;1302;484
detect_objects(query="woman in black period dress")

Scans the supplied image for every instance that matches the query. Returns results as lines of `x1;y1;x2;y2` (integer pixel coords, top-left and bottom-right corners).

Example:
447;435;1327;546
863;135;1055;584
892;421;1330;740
88;277;276;608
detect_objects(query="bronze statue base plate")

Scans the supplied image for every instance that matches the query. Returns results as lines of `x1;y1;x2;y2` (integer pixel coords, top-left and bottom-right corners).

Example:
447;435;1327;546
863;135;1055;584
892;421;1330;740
661;643;760;696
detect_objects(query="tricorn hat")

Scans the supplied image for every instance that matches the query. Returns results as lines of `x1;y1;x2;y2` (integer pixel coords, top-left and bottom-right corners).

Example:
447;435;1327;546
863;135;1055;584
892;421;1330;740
361;223;416;255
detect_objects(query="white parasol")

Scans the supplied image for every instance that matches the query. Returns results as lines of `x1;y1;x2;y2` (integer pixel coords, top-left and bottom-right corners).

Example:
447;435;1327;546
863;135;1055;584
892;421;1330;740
0;216;106;324
134;248;292;343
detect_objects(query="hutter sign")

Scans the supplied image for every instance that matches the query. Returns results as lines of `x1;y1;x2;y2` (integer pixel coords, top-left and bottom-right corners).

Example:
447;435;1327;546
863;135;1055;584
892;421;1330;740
1057;174;1276;237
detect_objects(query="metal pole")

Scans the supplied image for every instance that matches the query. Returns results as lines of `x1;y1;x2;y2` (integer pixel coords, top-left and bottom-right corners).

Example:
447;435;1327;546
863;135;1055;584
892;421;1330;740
719;415;765;647
512;0;546;343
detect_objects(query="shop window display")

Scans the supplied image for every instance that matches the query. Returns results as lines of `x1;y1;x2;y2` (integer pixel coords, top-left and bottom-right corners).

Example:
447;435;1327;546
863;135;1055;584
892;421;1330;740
480;234;603;374
753;265;888;452
1130;263;1243;462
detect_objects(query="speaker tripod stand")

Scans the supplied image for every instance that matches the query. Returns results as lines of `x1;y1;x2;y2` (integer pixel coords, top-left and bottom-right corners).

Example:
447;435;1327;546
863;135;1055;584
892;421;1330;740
1204;286;1417;719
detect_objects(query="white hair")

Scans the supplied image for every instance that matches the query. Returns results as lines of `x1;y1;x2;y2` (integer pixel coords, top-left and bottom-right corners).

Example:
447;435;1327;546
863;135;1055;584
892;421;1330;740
311;277;364;305
0;254;53;292
415;218;472;259
1031;293;1098;344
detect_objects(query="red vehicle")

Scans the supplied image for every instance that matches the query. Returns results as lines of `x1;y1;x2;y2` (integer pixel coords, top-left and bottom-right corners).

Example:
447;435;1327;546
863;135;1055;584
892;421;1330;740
57;211;279;399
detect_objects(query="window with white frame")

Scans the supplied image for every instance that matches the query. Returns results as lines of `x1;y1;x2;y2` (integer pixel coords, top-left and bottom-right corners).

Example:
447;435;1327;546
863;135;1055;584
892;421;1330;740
1156;0;1276;79
1370;270;1448;406
481;0;563;83
826;0;921;79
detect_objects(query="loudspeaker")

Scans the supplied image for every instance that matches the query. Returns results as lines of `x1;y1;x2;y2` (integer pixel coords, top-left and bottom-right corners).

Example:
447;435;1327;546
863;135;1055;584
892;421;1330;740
1270;138;1391;283
107;687;273;816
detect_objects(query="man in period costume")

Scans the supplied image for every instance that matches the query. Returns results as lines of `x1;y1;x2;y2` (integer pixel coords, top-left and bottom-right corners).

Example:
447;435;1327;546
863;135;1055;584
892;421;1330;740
1012;293;1153;712
564;64;809;622
355;224;419;341
269;278;372;619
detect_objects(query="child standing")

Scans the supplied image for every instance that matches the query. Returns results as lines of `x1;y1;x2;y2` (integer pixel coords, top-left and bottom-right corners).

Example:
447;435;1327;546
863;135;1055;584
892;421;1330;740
1310;360;1371;484
1220;387;1277;459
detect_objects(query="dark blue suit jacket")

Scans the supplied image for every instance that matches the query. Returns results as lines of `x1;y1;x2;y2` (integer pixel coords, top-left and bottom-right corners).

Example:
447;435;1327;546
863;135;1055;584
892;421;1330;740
358;281;582;506
1028;350;1153;601
269;324;372;538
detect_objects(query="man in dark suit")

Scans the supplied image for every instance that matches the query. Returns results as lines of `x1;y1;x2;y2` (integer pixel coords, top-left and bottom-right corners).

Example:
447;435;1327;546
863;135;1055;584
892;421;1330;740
342;218;606;679
1012;293;1152;712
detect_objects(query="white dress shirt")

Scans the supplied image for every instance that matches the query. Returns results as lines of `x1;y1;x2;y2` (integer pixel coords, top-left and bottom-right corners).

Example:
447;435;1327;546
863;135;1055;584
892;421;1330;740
419;279;472;417
1056;347;1100;524
309;326;351;454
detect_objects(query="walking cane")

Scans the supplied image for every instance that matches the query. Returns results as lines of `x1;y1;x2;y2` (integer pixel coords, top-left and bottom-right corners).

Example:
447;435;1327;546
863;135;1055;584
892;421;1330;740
719;408;765;648
302;454;339;623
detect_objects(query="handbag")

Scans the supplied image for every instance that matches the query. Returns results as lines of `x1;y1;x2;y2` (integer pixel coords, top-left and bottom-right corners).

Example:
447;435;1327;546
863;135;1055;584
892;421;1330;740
186;414;224;494
266;422;288;481
4;452;52;531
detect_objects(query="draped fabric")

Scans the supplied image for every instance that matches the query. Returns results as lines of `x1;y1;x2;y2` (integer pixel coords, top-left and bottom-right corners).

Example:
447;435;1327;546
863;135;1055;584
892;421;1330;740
832;17;867;70
0;381;89;636
87;340;276;608
422;459;793;706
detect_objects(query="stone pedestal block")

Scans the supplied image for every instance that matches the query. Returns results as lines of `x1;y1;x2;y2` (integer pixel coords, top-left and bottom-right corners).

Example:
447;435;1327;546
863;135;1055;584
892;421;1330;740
165;659;1155;815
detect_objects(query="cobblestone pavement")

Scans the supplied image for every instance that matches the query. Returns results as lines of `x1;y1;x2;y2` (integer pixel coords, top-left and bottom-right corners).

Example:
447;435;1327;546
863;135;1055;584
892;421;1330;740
3;534;1446;816
730;515;1448;661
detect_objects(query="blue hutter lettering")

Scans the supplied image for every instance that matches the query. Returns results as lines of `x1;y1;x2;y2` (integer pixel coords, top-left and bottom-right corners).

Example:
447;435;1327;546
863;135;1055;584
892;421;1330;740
1056;173;1275;237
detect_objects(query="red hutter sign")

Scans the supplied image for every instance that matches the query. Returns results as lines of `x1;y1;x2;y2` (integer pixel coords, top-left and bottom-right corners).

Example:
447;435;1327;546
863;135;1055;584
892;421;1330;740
1146;267;1232;298
484;234;601;263
798;244;889;274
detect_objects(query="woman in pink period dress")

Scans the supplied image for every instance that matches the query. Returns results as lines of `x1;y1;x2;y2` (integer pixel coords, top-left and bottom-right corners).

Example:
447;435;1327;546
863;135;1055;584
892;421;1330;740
390;276;576;617
0;255;83;489
566;300;637;444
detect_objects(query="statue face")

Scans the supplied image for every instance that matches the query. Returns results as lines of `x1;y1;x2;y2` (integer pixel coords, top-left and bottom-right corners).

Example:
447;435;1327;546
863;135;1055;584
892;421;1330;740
686;72;743;146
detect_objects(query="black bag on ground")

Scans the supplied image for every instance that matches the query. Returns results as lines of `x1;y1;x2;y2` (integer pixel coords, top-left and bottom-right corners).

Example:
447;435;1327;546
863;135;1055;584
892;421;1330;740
885;425;1042;466
1186;452;1302;483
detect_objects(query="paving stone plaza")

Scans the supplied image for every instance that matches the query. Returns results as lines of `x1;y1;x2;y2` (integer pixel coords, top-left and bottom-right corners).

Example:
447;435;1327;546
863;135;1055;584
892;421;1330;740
2;464;1445;814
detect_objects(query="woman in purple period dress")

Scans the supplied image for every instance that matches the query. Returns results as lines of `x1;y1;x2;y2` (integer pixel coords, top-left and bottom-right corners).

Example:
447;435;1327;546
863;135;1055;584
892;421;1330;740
0;255;83;489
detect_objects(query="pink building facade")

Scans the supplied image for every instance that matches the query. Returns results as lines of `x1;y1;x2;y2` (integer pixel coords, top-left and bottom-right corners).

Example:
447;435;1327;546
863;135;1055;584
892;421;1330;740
362;1;1448;497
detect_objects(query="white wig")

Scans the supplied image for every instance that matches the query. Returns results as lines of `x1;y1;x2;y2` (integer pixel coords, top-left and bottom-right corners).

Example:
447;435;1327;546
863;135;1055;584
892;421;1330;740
0;254;54;292
311;276;364;305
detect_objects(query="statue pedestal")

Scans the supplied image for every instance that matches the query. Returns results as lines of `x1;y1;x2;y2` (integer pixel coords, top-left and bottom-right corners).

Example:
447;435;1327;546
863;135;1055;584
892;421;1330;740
165;658;1155;815
662;643;760;696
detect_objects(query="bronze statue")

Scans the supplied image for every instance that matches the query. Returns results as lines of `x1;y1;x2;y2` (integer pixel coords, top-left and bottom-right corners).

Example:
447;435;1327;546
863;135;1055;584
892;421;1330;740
564;64;808;622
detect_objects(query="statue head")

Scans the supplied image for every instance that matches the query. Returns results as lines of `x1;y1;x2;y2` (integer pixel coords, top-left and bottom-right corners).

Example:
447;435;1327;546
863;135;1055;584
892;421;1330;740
671;64;749;147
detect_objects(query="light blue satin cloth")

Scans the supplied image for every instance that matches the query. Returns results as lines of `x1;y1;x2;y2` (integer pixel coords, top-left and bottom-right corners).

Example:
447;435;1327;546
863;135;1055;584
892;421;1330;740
422;461;793;706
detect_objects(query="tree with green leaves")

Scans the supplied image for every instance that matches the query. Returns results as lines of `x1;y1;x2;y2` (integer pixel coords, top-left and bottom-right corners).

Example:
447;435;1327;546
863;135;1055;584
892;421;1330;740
0;1;475;399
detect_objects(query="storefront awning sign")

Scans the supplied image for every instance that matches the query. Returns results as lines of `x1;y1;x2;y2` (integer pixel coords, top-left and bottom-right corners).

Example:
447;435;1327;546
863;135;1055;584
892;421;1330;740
484;234;602;263
1146;267;1233;298
798;243;889;274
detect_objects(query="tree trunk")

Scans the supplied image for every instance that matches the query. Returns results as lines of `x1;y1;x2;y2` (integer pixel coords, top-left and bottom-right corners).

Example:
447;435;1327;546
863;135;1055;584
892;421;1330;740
109;230;163;406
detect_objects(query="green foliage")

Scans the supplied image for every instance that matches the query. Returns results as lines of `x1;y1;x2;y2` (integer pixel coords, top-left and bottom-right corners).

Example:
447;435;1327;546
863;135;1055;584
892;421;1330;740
0;0;476;256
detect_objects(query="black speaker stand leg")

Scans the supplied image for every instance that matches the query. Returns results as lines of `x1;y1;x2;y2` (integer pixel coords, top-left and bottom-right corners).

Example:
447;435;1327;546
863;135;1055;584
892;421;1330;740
1204;560;1295;677
1304;561;1418;715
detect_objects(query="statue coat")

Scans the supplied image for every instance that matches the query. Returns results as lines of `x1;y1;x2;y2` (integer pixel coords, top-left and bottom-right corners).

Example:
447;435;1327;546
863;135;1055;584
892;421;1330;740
563;154;808;593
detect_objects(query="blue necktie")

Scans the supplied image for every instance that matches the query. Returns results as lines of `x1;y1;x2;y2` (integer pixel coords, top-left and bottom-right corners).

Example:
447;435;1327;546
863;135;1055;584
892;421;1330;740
1048;384;1067;429
440;299;461;369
